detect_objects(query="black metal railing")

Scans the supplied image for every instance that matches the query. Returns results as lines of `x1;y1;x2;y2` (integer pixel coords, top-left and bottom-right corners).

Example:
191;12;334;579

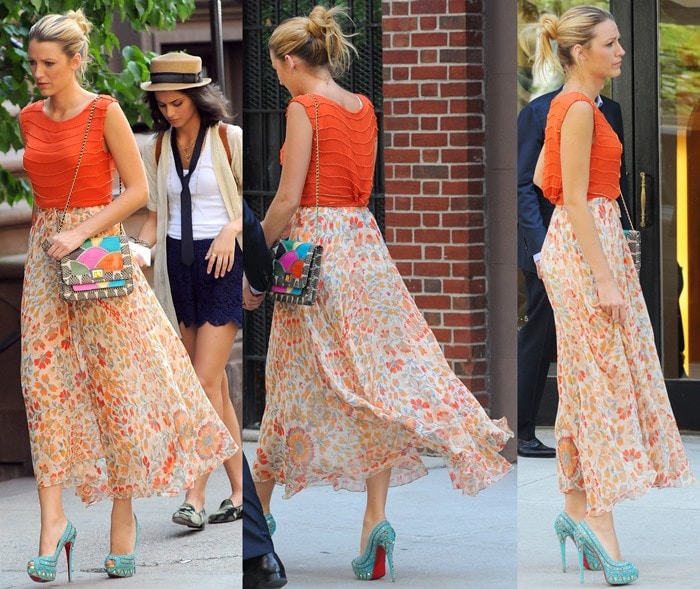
242;0;384;428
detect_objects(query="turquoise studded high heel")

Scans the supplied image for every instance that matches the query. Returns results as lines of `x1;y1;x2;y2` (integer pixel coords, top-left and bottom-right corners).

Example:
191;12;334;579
574;521;639;585
554;512;601;572
105;515;140;578
351;520;396;582
265;513;276;536
27;520;77;583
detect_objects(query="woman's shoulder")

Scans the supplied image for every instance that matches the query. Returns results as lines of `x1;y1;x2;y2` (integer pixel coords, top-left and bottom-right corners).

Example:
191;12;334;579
20;100;45;118
97;94;120;111
291;92;371;112
551;91;596;113
220;121;242;139
550;92;595;124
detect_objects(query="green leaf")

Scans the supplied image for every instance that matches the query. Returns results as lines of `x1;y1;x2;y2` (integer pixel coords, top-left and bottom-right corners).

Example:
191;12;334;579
0;0;196;205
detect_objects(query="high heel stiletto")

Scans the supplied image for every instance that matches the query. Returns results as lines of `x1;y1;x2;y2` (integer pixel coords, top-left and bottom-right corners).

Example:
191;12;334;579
265;513;276;536
351;520;396;582
27;520;77;583
574;521;639;585
105;515;140;578
554;512;601;572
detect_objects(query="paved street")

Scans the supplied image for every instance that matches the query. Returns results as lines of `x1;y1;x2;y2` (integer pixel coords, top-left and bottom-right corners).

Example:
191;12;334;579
518;429;700;588
7;430;695;588
243;441;517;589
0;466;240;589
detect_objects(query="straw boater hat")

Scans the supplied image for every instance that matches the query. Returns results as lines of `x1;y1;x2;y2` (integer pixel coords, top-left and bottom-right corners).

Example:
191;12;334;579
140;52;212;92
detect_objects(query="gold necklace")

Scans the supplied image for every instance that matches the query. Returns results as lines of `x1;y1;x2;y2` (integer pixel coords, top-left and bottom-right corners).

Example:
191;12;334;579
176;135;197;161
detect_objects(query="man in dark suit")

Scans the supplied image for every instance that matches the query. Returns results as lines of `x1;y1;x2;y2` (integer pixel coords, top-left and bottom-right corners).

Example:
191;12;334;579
517;88;628;458
241;199;287;589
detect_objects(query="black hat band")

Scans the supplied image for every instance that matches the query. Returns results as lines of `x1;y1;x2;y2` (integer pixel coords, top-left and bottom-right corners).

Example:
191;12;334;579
149;72;203;84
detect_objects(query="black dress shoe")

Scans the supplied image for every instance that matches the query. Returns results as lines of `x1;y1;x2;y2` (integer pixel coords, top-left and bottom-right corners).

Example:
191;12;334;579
518;437;556;458
243;552;287;589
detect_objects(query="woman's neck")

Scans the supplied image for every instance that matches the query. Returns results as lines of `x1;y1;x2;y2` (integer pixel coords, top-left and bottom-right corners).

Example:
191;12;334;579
44;86;92;120
175;117;202;144
291;66;335;97
562;76;604;103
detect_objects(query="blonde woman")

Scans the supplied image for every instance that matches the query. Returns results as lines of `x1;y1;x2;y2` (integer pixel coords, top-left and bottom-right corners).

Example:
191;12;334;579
250;5;512;581
533;6;693;585
20;11;235;581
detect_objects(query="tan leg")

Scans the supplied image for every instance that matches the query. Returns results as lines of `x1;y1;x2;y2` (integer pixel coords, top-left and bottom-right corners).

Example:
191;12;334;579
36;484;68;556
361;468;391;554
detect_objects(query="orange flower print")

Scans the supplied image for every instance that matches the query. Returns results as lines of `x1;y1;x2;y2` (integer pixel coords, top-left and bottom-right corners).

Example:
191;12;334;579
616;405;632;420
59;389;71;404
287;427;314;467
147;412;162;433
173;409;190;436
410;398;430;411
386;359;405;373
349;216;365;230
558;436;579;479
33;350;53;369
622;448;642;462
256;447;269;466
195;422;224;460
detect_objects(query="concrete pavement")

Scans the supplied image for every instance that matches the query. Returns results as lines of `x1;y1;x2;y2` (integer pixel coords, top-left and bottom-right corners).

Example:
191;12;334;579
518;429;700;588
3;431;697;588
243;441;517;589
0;466;240;589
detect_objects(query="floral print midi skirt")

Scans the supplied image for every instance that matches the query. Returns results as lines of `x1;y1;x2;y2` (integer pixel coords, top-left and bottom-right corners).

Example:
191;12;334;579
540;198;694;515
253;207;513;498
21;208;237;505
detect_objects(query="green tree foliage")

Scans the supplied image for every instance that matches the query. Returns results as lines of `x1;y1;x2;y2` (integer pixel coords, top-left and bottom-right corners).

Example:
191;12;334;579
0;0;195;205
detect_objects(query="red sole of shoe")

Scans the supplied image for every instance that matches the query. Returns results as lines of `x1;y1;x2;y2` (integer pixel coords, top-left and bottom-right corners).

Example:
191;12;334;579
371;546;386;580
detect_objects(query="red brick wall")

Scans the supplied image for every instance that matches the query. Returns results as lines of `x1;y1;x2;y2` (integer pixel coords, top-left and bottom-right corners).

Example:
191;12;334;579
382;0;489;407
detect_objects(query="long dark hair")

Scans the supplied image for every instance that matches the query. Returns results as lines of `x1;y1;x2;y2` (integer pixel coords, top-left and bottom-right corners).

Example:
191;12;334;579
145;83;233;133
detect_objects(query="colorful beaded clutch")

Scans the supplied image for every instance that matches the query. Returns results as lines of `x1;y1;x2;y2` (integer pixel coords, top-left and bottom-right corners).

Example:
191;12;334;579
58;234;134;301
271;240;322;305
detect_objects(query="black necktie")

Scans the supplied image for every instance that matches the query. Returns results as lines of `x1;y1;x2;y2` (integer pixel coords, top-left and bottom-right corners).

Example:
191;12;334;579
171;124;207;266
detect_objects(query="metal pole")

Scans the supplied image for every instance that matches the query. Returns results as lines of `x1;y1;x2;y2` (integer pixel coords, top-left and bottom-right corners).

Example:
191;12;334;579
210;0;226;88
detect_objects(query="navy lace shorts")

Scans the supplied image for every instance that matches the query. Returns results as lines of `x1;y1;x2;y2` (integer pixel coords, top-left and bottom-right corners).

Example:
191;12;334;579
166;236;243;328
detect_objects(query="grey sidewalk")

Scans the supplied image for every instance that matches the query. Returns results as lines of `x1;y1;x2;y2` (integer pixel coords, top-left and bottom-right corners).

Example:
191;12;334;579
244;441;517;589
518;429;700;588
0;466;240;589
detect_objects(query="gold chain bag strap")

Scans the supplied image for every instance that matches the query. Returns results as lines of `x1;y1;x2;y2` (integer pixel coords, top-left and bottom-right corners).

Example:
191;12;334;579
43;96;134;301
619;195;641;274
270;94;324;305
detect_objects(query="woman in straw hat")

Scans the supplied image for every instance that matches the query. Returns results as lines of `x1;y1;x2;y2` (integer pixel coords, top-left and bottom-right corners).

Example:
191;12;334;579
137;52;245;529
19;11;236;582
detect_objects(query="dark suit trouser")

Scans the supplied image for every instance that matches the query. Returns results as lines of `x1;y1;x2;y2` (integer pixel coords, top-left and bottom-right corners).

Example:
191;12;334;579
517;268;557;440
241;201;275;560
243;453;274;560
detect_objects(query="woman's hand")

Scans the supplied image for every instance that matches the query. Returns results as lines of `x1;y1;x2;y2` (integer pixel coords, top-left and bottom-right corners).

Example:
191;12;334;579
205;218;241;279
596;277;627;323
42;228;88;259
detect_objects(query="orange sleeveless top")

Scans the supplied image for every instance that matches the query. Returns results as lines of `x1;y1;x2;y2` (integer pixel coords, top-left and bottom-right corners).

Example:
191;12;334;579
20;95;116;209
281;94;378;207
541;92;622;205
